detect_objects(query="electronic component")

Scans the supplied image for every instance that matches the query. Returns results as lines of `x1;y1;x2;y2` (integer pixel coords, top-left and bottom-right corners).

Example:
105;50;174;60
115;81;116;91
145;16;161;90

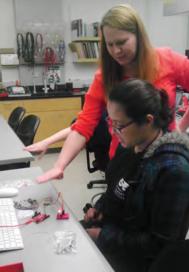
56;209;69;220
32;211;50;223
14;199;38;210
54;191;69;220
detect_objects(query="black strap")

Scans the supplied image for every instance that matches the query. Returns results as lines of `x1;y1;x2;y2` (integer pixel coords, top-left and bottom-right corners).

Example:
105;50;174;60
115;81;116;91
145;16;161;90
24;32;35;63
35;33;43;57
17;33;25;58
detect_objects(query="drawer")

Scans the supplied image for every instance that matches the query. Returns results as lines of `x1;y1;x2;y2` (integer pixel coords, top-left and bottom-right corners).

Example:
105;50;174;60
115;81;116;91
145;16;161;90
0;101;24;119
23;97;81;112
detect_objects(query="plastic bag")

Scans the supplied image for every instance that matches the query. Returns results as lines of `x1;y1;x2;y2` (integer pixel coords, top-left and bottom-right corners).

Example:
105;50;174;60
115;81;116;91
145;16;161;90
53;231;77;254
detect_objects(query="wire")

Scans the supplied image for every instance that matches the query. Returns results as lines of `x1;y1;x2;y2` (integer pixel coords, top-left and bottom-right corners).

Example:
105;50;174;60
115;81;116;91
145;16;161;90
17;33;25;58
51;187;64;211
59;192;64;211
58;40;65;63
43;47;57;70
24;32;35;63
0;191;63;228
0;218;34;228
35;33;43;58
0;213;50;228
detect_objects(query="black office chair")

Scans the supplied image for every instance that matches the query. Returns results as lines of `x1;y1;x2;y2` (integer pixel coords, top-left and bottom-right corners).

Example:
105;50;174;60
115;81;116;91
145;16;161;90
86;112;111;189
8;106;26;132
16;114;40;147
0;114;40;171
149;240;189;272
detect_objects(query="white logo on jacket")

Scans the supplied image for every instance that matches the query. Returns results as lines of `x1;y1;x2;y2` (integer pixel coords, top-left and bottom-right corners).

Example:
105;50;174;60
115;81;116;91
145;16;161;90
114;178;129;200
119;178;129;191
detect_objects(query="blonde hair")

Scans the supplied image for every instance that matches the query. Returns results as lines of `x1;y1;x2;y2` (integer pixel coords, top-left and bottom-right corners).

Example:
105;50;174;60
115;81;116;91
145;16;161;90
100;4;157;95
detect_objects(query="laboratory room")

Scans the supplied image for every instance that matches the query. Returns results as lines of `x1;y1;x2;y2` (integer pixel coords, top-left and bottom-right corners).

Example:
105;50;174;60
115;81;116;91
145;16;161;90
1;0;189;271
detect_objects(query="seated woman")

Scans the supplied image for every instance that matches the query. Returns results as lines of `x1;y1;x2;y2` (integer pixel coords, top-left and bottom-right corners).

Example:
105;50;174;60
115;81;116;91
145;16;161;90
83;79;189;272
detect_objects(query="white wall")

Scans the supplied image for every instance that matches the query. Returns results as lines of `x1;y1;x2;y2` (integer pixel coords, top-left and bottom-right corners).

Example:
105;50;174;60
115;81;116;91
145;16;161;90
0;0;16;48
146;0;188;54
0;0;189;86
0;0;19;84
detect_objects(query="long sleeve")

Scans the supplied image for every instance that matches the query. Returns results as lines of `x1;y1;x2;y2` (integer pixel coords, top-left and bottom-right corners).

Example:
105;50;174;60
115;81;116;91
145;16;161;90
154;48;189;131
169;49;189;131
171;50;189;89
71;70;106;141
96;167;189;257
154;48;189;107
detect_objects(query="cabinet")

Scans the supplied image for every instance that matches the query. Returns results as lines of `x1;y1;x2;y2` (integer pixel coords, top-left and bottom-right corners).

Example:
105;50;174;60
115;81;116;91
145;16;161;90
69;37;100;63
0;97;81;148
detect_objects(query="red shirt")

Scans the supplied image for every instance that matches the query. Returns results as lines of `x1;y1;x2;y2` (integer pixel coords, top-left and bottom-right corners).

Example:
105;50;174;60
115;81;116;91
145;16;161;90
72;47;189;159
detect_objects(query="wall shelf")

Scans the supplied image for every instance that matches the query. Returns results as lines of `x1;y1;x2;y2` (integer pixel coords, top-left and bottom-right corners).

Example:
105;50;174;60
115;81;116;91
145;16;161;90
73;58;98;63
72;37;100;42
69;37;100;63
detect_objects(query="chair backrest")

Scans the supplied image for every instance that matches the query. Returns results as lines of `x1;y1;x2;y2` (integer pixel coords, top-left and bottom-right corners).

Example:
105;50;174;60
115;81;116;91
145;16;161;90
86;111;111;173
8;107;26;132
16;114;40;146
149;240;189;272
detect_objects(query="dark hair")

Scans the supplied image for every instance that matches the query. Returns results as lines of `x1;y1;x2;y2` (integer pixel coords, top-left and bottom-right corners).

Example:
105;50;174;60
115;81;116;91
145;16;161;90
108;79;173;130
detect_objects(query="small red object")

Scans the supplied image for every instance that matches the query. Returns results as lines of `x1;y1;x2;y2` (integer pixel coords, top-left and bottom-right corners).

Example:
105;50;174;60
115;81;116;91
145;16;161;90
0;92;8;97
32;213;50;223
56;209;69;220
0;262;24;272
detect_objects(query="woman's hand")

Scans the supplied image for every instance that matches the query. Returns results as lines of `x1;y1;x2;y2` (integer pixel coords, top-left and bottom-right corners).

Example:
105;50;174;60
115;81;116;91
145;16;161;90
86;228;101;241
24;141;49;158
36;167;64;183
84;207;103;222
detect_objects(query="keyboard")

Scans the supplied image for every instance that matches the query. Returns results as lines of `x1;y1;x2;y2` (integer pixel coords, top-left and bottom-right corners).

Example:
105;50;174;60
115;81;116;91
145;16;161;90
0;198;24;251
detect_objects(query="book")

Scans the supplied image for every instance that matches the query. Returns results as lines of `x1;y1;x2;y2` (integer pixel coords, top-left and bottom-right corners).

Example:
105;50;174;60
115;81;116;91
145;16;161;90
71;19;79;39
92;22;100;37
69;42;85;59
71;19;84;39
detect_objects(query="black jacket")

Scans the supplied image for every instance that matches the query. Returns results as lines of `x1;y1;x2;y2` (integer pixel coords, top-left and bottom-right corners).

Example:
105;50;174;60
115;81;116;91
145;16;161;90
94;132;189;263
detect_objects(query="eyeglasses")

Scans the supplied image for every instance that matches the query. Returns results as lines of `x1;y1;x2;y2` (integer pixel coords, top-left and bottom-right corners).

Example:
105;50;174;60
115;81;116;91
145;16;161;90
106;117;134;134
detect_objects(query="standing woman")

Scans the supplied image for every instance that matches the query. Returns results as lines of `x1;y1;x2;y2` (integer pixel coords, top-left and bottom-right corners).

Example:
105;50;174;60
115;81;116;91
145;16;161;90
83;79;189;272
25;4;189;182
